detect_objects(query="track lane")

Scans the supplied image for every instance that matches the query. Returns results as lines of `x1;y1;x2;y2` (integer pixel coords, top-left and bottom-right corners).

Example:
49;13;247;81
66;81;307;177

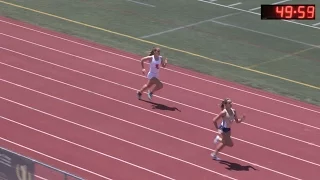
0;79;298;180
0;61;316;179
0;138;95;180
0;119;165;180
1;15;318;180
0;99;245;180
0;103;231;180
1;31;320;134
0;17;319;122
1;43;320;162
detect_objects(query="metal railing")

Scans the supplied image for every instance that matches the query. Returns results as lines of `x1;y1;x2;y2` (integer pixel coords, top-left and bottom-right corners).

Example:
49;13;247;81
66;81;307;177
0;147;85;180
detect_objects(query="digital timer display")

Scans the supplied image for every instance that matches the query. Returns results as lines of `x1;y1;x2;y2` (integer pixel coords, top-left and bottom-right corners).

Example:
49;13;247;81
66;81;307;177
261;4;316;20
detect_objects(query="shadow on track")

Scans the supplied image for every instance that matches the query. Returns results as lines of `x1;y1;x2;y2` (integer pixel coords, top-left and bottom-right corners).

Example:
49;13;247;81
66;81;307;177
218;160;258;171
140;99;181;112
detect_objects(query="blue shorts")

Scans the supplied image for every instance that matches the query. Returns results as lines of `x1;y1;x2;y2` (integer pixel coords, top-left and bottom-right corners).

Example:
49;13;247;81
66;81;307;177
219;125;231;133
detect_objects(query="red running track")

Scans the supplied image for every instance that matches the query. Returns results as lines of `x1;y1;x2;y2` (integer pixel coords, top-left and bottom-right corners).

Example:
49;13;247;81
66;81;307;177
1;16;320;180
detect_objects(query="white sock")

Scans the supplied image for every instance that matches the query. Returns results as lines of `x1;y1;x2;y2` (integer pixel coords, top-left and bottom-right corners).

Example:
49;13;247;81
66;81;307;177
214;135;221;143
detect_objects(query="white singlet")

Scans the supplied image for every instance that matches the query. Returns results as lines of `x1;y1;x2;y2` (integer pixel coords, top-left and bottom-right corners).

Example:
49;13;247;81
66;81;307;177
220;108;235;129
147;55;162;79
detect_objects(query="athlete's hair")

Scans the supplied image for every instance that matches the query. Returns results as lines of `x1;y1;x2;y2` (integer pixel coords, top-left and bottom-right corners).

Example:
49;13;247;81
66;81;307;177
220;98;232;110
149;47;160;56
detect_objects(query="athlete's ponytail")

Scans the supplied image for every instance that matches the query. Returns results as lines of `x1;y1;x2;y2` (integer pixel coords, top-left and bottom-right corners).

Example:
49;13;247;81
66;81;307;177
220;98;232;110
220;100;225;110
149;47;156;56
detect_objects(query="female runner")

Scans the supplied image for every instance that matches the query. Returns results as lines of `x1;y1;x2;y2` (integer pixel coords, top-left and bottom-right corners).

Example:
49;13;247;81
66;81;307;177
211;98;245;160
137;47;168;100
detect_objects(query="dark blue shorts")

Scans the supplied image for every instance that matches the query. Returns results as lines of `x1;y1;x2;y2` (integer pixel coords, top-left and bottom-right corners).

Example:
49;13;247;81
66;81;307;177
219;125;231;133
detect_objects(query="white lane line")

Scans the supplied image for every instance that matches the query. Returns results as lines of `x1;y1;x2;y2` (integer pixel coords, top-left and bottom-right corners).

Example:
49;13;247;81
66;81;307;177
209;20;320;48
1;47;320;149
1;33;320;131
227;2;241;7
0;118;235;179
0;138;113;180
249;6;261;11
312;22;320;26
35;175;48;180
0;97;302;180
272;0;291;5
126;0;155;7
0;116;177;180
250;0;291;11
0;65;320;169
140;12;240;39
249;1;292;14
198;0;320;30
0;19;319;115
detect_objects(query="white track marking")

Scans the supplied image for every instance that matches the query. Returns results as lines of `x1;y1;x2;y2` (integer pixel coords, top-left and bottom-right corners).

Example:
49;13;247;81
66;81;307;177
312;22;320;26
0;20;319;114
209;20;319;48
250;1;291;12
249;6;261;11
1;47;319;148
0;98;303;180
0;117;176;180
272;0;291;5
0;138;113;180
0;118;235;180
140;13;239;39
227;2;241;7
1;34;320;130
35;175;48;180
0;73;319;169
126;0;155;7
198;0;320;30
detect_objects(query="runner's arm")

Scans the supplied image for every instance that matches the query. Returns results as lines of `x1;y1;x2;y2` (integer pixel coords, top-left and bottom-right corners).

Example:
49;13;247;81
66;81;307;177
234;110;245;123
213;111;225;129
161;57;168;67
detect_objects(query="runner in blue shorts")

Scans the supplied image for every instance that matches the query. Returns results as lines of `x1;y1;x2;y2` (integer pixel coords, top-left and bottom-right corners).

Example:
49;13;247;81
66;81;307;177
211;98;246;160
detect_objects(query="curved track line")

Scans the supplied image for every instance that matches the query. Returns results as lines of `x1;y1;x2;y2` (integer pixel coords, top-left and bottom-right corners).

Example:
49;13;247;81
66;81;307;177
0;19;319;114
1;47;319;148
0;137;113;180
0;75;319;168
0;98;301;180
